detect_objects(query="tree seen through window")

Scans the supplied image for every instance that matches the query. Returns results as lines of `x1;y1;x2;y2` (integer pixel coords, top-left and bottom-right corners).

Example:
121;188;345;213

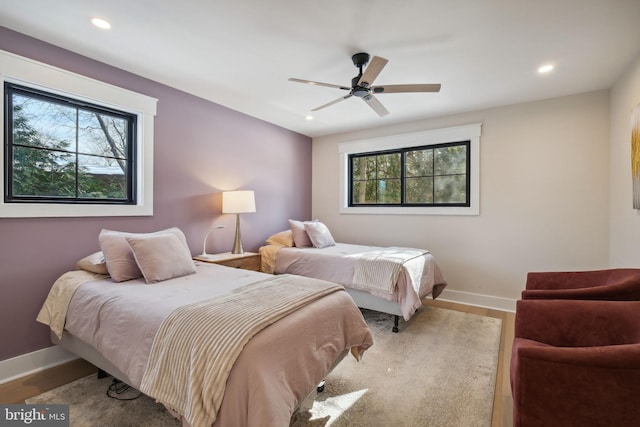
350;141;470;207
5;83;136;204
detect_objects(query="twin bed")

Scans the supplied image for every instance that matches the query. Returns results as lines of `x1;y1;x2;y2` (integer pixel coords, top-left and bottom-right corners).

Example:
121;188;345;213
37;227;373;427
260;221;448;332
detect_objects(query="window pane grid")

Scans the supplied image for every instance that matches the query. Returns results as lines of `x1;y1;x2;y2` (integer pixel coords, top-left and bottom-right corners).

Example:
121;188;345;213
349;141;470;207
5;82;135;204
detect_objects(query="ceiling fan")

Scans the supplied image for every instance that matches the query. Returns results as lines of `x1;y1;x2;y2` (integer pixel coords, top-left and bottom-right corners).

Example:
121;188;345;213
289;52;441;117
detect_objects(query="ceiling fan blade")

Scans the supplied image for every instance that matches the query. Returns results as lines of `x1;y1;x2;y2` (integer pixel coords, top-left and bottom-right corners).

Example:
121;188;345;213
288;78;351;91
358;56;388;87
311;94;353;111
362;94;389;117
372;83;441;94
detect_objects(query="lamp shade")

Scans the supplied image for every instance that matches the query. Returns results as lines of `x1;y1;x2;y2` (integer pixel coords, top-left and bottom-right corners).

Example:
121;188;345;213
222;190;256;214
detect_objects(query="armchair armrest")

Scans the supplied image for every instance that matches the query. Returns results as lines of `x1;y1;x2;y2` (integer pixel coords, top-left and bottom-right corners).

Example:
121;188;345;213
522;279;640;300
514;300;640;347
525;270;612;291
524;269;640;300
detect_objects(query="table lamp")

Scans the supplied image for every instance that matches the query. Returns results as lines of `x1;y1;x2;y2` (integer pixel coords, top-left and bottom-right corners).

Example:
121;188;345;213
222;190;256;254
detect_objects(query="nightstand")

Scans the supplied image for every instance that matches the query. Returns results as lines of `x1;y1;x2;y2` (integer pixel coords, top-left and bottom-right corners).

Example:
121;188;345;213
193;252;261;271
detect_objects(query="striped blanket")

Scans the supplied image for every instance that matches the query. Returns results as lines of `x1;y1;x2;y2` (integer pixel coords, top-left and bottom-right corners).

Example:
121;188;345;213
352;247;428;294
140;274;343;427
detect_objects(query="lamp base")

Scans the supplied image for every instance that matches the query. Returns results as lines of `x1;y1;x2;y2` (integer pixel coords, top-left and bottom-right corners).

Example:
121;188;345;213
231;213;244;254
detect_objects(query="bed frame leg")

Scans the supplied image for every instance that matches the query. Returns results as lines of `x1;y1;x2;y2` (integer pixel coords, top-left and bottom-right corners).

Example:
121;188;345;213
393;315;399;333
97;369;109;379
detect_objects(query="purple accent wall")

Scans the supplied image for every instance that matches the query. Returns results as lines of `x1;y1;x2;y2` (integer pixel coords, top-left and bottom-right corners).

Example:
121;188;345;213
0;27;312;361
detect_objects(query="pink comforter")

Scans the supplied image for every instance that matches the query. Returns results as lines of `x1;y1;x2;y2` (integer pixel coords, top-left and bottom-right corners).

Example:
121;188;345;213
62;262;373;426
269;243;447;320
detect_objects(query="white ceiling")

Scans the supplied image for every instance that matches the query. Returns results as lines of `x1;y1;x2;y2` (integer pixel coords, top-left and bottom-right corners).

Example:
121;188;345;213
1;0;639;138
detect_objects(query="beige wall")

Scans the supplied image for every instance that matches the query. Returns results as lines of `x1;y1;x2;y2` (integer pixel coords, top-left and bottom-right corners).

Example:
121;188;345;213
312;90;610;310
610;54;640;266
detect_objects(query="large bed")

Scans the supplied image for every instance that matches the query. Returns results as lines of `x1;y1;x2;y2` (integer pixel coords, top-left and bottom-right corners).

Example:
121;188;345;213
260;222;447;332
36;227;373;427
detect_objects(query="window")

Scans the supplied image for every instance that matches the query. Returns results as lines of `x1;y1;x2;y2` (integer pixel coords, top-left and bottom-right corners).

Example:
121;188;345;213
5;82;136;204
339;123;481;215
0;49;157;217
350;141;470;207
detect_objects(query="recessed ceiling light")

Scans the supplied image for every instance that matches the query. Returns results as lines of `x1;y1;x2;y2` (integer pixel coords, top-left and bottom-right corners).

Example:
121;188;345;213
91;17;111;30
537;64;554;74
305;115;314;121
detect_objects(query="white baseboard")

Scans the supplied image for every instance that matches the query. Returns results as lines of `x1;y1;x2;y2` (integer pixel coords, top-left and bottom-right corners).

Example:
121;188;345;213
0;345;78;385
437;288;517;313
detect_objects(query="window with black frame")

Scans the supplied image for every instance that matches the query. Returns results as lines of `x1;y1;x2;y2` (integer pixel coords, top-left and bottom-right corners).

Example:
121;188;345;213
4;82;136;204
349;140;470;207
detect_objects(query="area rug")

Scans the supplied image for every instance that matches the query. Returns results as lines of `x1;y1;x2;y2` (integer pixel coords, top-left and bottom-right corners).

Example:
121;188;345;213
26;374;179;427
27;306;502;427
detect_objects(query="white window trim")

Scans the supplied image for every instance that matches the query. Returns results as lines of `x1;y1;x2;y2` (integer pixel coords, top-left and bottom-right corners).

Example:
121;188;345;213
0;49;157;218
338;123;481;215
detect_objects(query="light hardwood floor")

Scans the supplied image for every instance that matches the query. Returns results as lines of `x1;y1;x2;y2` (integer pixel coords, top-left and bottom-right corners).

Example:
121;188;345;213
0;300;515;426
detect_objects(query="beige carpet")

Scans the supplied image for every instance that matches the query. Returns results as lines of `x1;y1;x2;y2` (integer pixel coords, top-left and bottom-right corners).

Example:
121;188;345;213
27;306;502;427
27;375;179;427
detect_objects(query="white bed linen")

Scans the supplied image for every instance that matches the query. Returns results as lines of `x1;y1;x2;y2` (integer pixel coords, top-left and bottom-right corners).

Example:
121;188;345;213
264;243;447;320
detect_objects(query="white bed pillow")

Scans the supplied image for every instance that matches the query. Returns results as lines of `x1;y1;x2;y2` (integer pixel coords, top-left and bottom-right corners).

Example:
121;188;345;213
76;251;109;275
99;227;190;282
126;233;196;283
304;221;336;248
289;219;313;248
266;230;294;247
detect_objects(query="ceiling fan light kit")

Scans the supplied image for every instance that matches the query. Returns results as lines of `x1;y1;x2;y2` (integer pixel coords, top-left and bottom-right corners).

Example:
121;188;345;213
289;52;441;117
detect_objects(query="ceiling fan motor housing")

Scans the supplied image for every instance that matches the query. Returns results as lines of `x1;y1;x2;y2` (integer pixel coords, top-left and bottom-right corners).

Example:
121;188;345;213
351;76;370;97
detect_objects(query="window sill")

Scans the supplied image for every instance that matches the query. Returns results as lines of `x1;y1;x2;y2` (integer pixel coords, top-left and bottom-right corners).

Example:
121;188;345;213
339;205;479;216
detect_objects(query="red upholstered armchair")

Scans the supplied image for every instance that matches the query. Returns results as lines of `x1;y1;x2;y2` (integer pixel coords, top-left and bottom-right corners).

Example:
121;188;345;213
522;268;640;300
510;299;640;427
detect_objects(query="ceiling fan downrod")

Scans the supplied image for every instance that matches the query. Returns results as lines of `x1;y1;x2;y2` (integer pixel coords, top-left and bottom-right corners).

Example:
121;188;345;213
351;52;371;97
